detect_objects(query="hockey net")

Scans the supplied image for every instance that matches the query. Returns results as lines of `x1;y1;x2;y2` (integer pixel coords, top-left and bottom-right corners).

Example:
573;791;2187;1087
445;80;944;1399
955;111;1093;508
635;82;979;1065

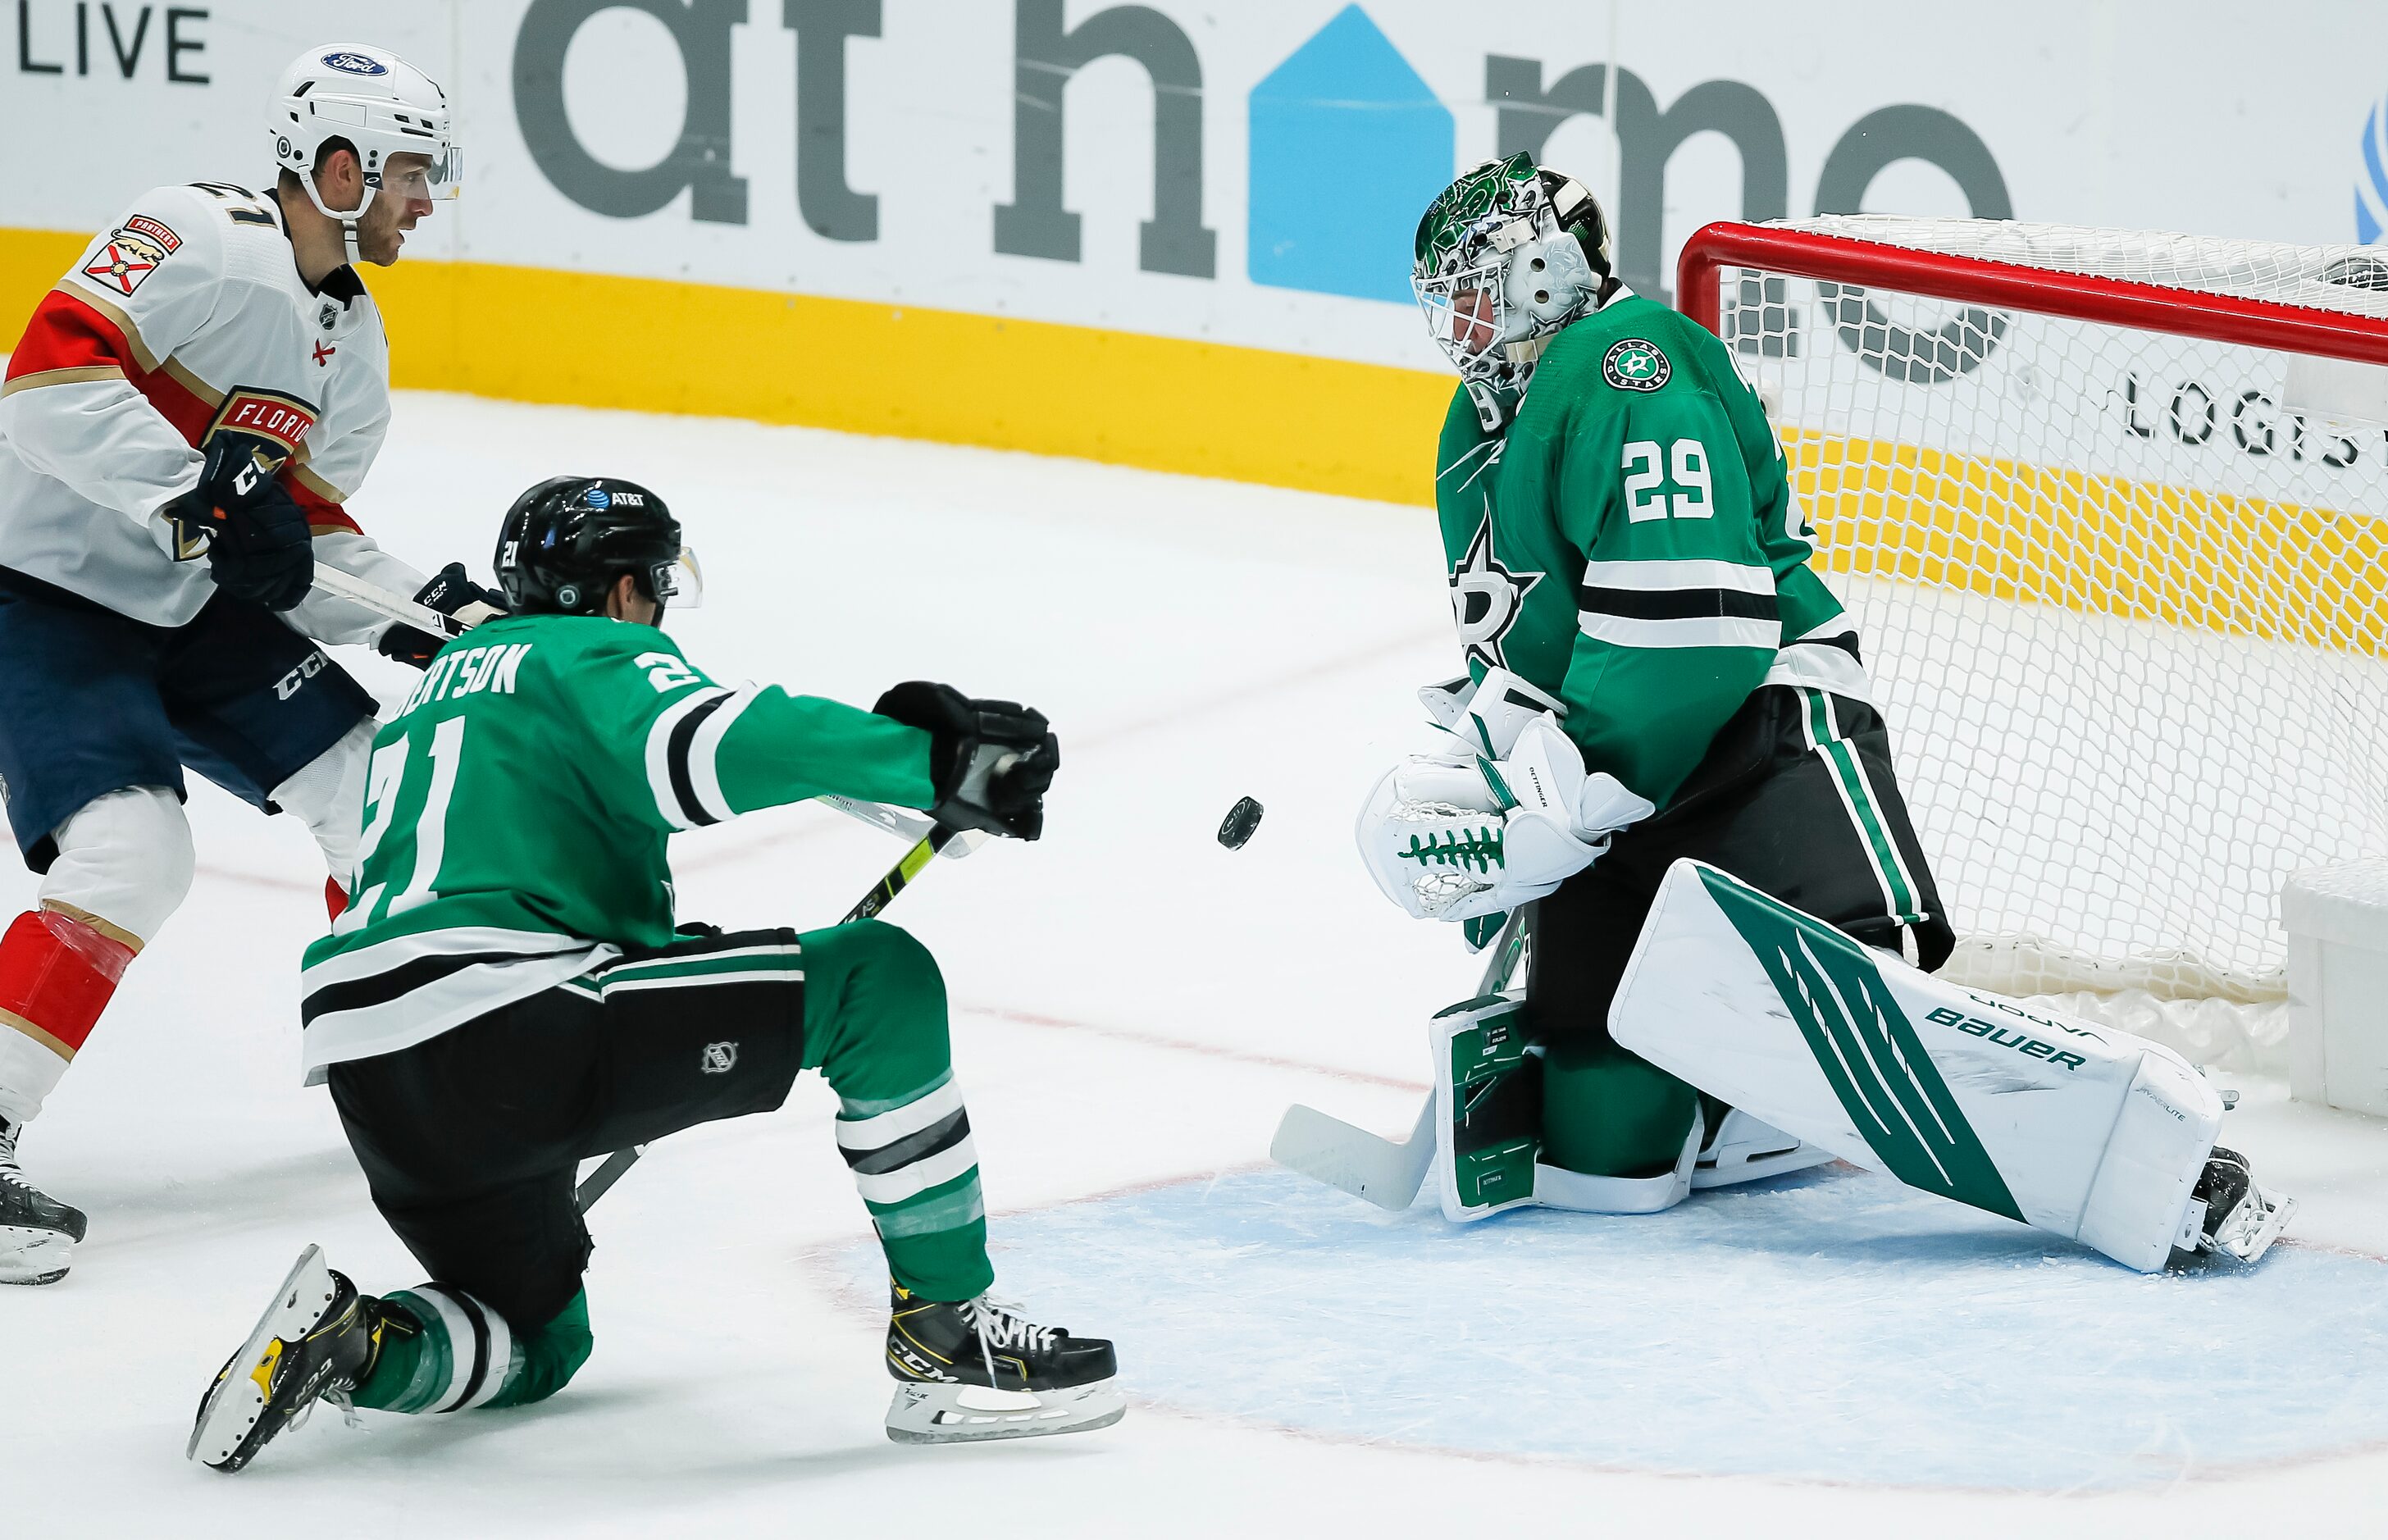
1679;217;2388;1065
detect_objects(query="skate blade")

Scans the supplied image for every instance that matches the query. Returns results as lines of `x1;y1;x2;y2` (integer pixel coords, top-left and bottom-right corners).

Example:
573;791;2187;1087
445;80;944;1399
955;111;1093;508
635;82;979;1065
0;1226;74;1285
1691;1141;1837;1191
2208;1186;2297;1265
884;1378;1127;1445
187;1244;335;1469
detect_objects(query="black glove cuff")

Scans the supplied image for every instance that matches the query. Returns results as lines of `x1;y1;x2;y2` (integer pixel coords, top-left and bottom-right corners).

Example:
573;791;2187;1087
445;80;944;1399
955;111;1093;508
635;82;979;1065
872;680;975;798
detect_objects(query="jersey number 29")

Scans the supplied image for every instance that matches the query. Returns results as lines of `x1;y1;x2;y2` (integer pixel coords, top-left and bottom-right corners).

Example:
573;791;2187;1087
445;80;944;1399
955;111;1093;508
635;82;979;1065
1622;439;1712;522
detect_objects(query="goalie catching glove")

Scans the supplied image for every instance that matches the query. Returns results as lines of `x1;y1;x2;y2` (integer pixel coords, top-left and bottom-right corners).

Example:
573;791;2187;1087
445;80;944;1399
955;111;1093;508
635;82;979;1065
873;681;1060;841
1358;668;1653;922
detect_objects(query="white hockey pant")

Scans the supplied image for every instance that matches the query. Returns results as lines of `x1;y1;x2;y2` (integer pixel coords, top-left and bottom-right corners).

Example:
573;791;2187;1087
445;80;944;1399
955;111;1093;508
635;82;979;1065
36;716;372;941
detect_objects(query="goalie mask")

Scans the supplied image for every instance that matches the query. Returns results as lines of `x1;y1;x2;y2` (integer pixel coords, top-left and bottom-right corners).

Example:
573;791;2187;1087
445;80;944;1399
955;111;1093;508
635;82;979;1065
1412;154;1612;415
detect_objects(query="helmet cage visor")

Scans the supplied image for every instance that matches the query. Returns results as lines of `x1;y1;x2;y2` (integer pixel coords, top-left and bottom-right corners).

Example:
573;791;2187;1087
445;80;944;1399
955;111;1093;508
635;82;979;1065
1414;232;1535;384
371;147;463;202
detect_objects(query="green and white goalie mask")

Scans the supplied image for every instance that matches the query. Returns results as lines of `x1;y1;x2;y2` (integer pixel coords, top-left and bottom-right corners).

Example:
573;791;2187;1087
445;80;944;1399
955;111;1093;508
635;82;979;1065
1411;153;1611;398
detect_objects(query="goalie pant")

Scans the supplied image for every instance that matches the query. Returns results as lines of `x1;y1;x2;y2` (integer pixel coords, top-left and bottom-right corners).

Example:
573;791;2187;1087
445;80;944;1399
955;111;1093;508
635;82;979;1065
1524;677;1955;1180
319;921;992;1415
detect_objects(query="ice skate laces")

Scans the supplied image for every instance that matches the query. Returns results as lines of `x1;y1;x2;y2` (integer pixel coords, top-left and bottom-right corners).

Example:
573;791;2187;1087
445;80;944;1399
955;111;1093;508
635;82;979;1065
0;1121;28;1189
963;1296;1059;1371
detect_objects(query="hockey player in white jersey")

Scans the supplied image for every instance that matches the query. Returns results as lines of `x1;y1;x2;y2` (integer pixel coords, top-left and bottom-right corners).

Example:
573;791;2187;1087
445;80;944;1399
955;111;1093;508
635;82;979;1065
0;45;499;1283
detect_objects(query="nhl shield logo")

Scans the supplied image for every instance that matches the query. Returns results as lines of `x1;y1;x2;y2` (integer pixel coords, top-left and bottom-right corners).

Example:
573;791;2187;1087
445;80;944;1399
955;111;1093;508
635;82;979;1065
1603;338;1671;392
700;1041;739;1074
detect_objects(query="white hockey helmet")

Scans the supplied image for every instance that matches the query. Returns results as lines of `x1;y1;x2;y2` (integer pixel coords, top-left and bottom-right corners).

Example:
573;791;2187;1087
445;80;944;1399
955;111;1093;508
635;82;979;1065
271;44;460;264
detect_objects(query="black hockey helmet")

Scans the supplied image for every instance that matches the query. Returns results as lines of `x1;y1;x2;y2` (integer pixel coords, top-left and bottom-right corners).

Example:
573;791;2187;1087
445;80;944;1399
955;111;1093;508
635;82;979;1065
494;475;699;617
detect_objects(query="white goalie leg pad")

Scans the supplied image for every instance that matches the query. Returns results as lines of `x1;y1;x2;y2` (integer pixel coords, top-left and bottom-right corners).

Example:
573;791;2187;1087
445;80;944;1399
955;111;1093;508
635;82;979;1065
269;717;377;883
40;784;194;946
1609;860;2241;1272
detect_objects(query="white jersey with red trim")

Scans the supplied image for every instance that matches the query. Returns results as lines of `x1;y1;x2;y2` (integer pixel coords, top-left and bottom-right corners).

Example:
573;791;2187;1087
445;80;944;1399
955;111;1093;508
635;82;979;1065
0;180;424;641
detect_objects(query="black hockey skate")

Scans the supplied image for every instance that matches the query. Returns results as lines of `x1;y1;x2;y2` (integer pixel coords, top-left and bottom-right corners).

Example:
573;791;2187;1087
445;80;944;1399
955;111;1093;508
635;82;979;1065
2179;1146;2295;1265
189;1245;382;1472
0;1118;85;1286
884;1282;1123;1444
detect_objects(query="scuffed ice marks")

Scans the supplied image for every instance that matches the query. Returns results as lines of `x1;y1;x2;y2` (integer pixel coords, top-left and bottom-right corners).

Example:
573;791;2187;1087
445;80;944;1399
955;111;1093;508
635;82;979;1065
837;1166;2388;1490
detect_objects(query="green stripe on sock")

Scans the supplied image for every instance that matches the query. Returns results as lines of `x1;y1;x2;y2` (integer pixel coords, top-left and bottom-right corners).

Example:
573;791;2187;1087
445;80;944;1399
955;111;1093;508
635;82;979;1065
867;1167;986;1239
354;1292;454;1415
839;1066;951;1120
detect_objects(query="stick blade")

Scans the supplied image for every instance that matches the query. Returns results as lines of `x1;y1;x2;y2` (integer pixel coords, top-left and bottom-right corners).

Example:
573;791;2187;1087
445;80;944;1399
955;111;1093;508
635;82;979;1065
1270;1100;1433;1211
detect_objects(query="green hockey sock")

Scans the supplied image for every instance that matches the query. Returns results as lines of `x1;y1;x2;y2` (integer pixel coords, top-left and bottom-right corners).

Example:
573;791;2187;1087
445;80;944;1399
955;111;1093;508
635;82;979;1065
800;919;993;1302
353;1287;592;1414
1539;1037;1701;1179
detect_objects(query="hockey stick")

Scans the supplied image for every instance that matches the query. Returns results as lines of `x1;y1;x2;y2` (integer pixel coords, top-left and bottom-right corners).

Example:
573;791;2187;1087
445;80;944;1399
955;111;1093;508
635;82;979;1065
308;563;951;850
1267;908;1531;1212
574;822;987;1210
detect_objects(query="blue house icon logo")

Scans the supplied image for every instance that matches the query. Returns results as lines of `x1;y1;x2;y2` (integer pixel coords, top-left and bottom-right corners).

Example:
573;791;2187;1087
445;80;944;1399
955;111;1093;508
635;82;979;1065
1248;6;1454;303
2360;97;2388;243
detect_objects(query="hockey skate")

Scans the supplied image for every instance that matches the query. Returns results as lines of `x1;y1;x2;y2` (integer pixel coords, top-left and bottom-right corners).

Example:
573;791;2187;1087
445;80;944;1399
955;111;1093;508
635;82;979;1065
2176;1146;2296;1266
189;1245;381;1472
0;1118;85;1285
883;1283;1123;1444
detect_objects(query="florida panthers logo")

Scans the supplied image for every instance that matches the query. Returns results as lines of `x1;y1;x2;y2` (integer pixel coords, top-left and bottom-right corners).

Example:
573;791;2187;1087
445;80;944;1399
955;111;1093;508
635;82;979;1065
1448;514;1543;672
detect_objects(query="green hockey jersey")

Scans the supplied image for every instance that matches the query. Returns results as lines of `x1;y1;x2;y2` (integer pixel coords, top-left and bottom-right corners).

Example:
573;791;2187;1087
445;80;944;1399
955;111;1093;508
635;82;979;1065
297;613;937;1082
1435;289;1866;807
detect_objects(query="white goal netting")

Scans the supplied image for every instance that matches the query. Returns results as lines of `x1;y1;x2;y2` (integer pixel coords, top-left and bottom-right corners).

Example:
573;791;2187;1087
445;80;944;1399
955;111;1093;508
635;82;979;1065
1704;217;2388;1054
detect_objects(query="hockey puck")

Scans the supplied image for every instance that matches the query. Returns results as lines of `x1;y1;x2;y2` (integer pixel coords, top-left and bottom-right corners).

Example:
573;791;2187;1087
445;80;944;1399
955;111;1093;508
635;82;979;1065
1217;796;1265;850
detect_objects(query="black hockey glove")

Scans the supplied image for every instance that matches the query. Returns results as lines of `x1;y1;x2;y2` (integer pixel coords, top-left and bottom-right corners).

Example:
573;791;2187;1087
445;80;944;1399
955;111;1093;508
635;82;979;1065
164;431;314;612
376;563;509;668
873;681;1060;841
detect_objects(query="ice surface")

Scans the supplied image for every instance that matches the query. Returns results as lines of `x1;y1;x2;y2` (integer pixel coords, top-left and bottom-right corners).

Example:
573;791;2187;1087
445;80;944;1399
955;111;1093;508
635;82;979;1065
5;391;2387;1535
827;1166;2388;1491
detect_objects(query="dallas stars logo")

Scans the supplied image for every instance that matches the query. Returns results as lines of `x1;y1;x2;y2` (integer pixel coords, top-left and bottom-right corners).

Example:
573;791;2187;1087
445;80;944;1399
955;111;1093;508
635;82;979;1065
1448;515;1543;672
1603;337;1671;392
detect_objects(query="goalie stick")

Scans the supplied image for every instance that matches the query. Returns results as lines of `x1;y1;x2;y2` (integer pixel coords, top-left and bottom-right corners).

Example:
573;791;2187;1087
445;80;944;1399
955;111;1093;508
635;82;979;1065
307;563;952;849
573;822;985;1210
1268;909;1531;1211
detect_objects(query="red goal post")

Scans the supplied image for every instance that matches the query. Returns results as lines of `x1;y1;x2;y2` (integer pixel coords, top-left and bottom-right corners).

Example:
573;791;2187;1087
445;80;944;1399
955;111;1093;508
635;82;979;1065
1677;221;2388;367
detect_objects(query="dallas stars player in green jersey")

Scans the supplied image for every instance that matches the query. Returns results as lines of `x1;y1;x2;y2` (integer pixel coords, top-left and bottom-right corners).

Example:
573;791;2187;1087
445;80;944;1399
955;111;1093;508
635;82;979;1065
190;476;1121;1471
1360;155;1955;1214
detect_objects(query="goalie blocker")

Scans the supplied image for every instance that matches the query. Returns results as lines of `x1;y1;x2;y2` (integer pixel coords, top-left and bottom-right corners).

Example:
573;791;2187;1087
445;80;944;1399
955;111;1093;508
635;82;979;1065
1610;860;2293;1270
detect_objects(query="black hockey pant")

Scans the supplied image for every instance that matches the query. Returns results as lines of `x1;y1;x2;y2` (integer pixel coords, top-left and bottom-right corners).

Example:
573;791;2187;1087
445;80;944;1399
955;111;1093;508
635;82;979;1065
1527;683;1955;1178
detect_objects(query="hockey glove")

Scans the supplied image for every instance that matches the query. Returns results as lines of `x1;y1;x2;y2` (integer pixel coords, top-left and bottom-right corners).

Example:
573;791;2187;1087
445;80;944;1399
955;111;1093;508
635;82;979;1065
376;563;509;668
1357;713;1654;922
162;431;314;612
873;680;1060;841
